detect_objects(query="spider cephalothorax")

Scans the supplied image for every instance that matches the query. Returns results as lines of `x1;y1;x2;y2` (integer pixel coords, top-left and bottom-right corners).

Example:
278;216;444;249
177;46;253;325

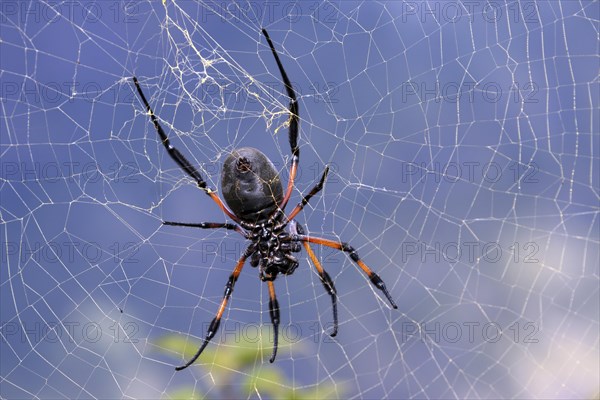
250;220;302;281
133;29;397;371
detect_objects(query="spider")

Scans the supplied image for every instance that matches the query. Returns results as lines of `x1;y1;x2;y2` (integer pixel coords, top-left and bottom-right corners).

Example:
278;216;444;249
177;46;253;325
132;29;397;371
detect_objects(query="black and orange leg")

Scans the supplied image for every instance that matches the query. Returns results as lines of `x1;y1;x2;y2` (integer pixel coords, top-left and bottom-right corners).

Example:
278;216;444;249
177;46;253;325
132;77;240;223
162;221;247;238
294;223;338;336
303;242;338;336
267;280;280;363
297;236;397;309
175;245;253;371
286;165;329;221
262;29;299;210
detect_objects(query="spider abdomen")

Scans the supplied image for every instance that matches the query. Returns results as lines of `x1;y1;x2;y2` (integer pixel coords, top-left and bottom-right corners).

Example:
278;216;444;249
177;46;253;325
221;147;284;223
260;251;299;281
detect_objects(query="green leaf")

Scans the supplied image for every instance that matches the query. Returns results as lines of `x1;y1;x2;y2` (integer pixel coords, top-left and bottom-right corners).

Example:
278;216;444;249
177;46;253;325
155;327;342;400
243;366;290;398
166;387;203;400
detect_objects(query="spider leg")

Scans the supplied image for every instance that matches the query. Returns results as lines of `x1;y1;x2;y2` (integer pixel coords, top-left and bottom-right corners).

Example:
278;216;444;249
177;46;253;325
162;221;247;238
132;77;240;223
262;29;298;210
303;242;338;337
296;235;398;309
292;222;337;336
267;280;280;363
175;246;252;371
286;165;329;221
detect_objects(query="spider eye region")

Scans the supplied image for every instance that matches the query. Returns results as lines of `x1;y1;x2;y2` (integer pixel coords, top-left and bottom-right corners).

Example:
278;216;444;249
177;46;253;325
221;147;283;222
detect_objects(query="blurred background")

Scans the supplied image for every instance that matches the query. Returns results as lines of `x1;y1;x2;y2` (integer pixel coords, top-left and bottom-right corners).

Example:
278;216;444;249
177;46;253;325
1;1;598;399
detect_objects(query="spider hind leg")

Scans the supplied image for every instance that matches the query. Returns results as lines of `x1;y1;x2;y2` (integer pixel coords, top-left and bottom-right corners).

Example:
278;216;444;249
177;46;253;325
267;280;280;363
174;246;252;371
294;222;339;337
296;232;398;309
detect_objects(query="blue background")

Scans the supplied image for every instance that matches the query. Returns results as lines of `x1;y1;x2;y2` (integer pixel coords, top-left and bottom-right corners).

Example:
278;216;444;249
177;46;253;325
1;1;598;399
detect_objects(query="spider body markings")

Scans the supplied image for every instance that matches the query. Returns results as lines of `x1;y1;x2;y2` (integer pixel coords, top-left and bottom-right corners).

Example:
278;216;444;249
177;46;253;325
133;29;397;372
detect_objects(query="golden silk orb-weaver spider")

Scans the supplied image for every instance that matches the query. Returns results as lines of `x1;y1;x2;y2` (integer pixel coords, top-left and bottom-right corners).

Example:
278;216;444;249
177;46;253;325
132;29;397;371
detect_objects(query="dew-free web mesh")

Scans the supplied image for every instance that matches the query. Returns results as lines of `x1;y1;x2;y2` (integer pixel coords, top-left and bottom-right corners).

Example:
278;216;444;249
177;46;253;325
1;1;598;399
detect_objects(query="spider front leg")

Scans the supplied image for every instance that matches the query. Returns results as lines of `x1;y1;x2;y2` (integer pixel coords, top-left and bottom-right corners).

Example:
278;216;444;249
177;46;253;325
175;245;253;371
286;165;329;221
262;29;299;210
297;235;398;309
132;77;240;223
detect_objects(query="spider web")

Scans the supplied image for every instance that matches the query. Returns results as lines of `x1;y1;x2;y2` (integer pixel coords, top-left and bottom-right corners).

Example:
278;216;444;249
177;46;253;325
1;1;599;399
